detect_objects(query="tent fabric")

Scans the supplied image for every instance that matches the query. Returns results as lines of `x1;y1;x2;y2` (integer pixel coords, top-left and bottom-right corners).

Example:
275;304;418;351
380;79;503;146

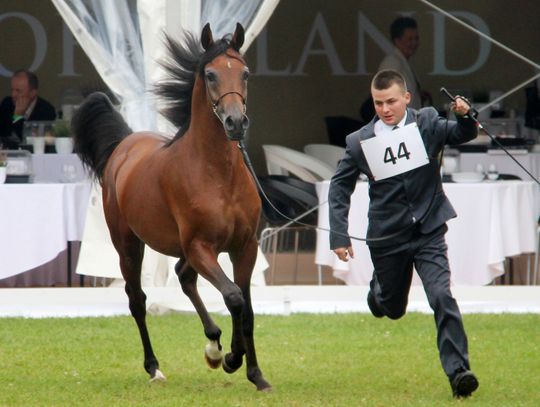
52;0;281;132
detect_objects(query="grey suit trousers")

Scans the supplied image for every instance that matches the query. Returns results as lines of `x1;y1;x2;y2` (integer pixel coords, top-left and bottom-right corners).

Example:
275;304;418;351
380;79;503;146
368;224;470;377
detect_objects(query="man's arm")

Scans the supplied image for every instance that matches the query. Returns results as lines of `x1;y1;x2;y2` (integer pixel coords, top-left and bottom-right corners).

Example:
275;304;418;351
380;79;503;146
328;138;361;255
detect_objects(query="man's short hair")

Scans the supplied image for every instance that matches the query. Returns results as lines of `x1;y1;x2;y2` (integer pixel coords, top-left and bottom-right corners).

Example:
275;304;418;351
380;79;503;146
371;69;408;93
390;16;418;41
13;69;39;90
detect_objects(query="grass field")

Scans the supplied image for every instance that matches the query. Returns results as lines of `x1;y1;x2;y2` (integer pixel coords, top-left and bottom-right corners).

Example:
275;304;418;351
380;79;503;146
0;312;539;406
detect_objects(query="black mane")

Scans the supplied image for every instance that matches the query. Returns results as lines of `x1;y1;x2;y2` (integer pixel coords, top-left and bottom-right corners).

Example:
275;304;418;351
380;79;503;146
154;32;236;141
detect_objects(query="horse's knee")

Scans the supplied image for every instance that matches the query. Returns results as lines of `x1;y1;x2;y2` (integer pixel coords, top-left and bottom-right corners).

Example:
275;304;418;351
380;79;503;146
180;276;196;297
223;286;244;315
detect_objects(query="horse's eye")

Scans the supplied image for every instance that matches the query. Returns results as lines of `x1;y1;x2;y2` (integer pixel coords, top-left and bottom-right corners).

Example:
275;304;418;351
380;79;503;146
206;71;216;82
242;71;249;81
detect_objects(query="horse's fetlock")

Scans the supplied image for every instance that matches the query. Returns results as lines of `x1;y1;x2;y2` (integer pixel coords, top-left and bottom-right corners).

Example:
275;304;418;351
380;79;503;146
204;327;222;342
144;358;159;375
223;352;243;373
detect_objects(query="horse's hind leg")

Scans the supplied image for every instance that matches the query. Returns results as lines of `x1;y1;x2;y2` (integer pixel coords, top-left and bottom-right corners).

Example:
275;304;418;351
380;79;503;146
230;240;272;391
117;234;165;382
175;259;223;368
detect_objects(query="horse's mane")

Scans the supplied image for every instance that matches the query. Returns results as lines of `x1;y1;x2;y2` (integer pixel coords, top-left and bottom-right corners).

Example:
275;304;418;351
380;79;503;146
154;31;238;141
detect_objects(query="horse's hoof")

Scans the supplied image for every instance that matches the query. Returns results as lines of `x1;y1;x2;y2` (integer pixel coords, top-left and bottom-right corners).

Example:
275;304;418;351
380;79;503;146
222;353;242;374
257;383;273;392
205;352;222;369
149;369;167;383
249;371;272;391
204;340;223;369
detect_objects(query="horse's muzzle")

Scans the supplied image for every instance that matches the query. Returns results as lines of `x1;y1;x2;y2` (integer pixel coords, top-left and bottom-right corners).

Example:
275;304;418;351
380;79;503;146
225;114;250;141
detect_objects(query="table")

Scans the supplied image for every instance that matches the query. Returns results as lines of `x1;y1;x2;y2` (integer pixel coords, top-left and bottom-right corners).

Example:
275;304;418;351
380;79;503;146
0;153;90;286
31;153;88;183
316;180;537;286
0;182;92;283
458;152;540;182
459;151;540;216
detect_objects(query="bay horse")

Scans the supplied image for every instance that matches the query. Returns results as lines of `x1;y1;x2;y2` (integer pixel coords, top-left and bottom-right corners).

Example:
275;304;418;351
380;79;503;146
72;23;271;391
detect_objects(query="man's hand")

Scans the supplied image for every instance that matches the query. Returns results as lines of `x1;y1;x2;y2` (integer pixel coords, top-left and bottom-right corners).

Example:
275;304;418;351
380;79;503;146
450;96;472;117
333;246;354;262
13;95;31;116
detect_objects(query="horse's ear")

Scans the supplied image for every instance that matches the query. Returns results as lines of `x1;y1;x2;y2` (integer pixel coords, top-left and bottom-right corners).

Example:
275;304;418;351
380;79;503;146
230;23;245;51
201;23;214;51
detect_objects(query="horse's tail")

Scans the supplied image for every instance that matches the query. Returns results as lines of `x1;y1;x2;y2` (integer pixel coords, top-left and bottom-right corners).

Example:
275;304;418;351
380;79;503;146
71;92;132;181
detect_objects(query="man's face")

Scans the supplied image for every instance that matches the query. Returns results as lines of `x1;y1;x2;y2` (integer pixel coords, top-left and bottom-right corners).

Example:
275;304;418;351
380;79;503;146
394;28;419;59
11;74;36;103
372;83;411;126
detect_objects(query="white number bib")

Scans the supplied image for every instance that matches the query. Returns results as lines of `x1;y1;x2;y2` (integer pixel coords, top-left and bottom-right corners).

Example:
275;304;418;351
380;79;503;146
360;123;429;181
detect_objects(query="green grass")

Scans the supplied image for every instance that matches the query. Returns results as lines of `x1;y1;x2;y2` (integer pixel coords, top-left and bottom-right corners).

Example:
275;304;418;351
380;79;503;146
0;313;538;406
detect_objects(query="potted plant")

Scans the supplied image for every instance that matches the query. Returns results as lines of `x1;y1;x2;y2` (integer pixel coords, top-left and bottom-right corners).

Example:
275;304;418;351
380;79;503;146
54;119;74;154
0;151;7;183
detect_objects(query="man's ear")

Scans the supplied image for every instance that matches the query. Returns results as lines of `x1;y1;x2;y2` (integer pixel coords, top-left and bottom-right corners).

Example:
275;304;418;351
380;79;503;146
404;91;411;105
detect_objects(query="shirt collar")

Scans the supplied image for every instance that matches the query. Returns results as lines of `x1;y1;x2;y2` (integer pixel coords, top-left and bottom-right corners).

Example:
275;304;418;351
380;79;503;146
375;110;408;133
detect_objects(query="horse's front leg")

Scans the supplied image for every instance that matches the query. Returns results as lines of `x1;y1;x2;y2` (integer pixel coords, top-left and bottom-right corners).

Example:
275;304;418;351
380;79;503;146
187;244;246;374
175;258;223;368
230;239;272;391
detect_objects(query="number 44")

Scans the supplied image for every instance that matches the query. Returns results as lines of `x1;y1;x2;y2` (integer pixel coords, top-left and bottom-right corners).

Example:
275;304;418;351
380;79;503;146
384;142;411;165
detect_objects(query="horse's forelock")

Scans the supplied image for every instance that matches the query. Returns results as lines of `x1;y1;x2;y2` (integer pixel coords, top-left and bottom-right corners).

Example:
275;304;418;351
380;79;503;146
198;38;236;74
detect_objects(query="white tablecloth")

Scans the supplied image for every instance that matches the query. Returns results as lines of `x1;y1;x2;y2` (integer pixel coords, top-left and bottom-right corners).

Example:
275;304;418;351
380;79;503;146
316;180;537;286
459;152;540;182
459;151;540;215
31;153;88;183
0;182;92;279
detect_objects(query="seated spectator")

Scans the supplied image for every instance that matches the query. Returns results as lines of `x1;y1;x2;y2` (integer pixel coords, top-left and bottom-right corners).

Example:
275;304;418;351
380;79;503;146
0;69;56;149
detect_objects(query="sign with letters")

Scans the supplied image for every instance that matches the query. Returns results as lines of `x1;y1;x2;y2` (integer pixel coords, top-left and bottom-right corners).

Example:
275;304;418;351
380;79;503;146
360;123;429;181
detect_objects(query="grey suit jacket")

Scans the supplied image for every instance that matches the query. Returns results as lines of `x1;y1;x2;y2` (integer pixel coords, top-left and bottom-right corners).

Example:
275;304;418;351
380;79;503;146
329;107;477;248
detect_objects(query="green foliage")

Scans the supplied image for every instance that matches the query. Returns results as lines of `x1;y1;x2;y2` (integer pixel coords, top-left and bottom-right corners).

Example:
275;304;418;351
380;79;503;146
0;151;7;167
0;313;538;406
54;119;71;138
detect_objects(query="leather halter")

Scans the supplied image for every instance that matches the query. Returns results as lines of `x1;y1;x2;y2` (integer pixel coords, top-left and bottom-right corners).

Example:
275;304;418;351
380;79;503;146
210;91;247;118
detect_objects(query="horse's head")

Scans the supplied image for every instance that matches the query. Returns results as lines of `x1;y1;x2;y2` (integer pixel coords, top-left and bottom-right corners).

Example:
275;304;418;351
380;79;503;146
201;23;249;141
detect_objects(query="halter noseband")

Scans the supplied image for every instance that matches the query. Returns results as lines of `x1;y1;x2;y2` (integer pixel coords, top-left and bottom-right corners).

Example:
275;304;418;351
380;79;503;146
210;91;247;117
207;85;249;141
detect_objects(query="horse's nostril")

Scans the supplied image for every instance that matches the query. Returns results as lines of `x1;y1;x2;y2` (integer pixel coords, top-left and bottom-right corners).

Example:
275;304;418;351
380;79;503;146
225;116;235;131
242;115;250;130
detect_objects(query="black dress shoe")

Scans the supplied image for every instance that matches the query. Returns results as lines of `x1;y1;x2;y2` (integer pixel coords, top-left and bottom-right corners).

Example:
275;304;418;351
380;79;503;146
451;369;479;398
367;291;384;318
